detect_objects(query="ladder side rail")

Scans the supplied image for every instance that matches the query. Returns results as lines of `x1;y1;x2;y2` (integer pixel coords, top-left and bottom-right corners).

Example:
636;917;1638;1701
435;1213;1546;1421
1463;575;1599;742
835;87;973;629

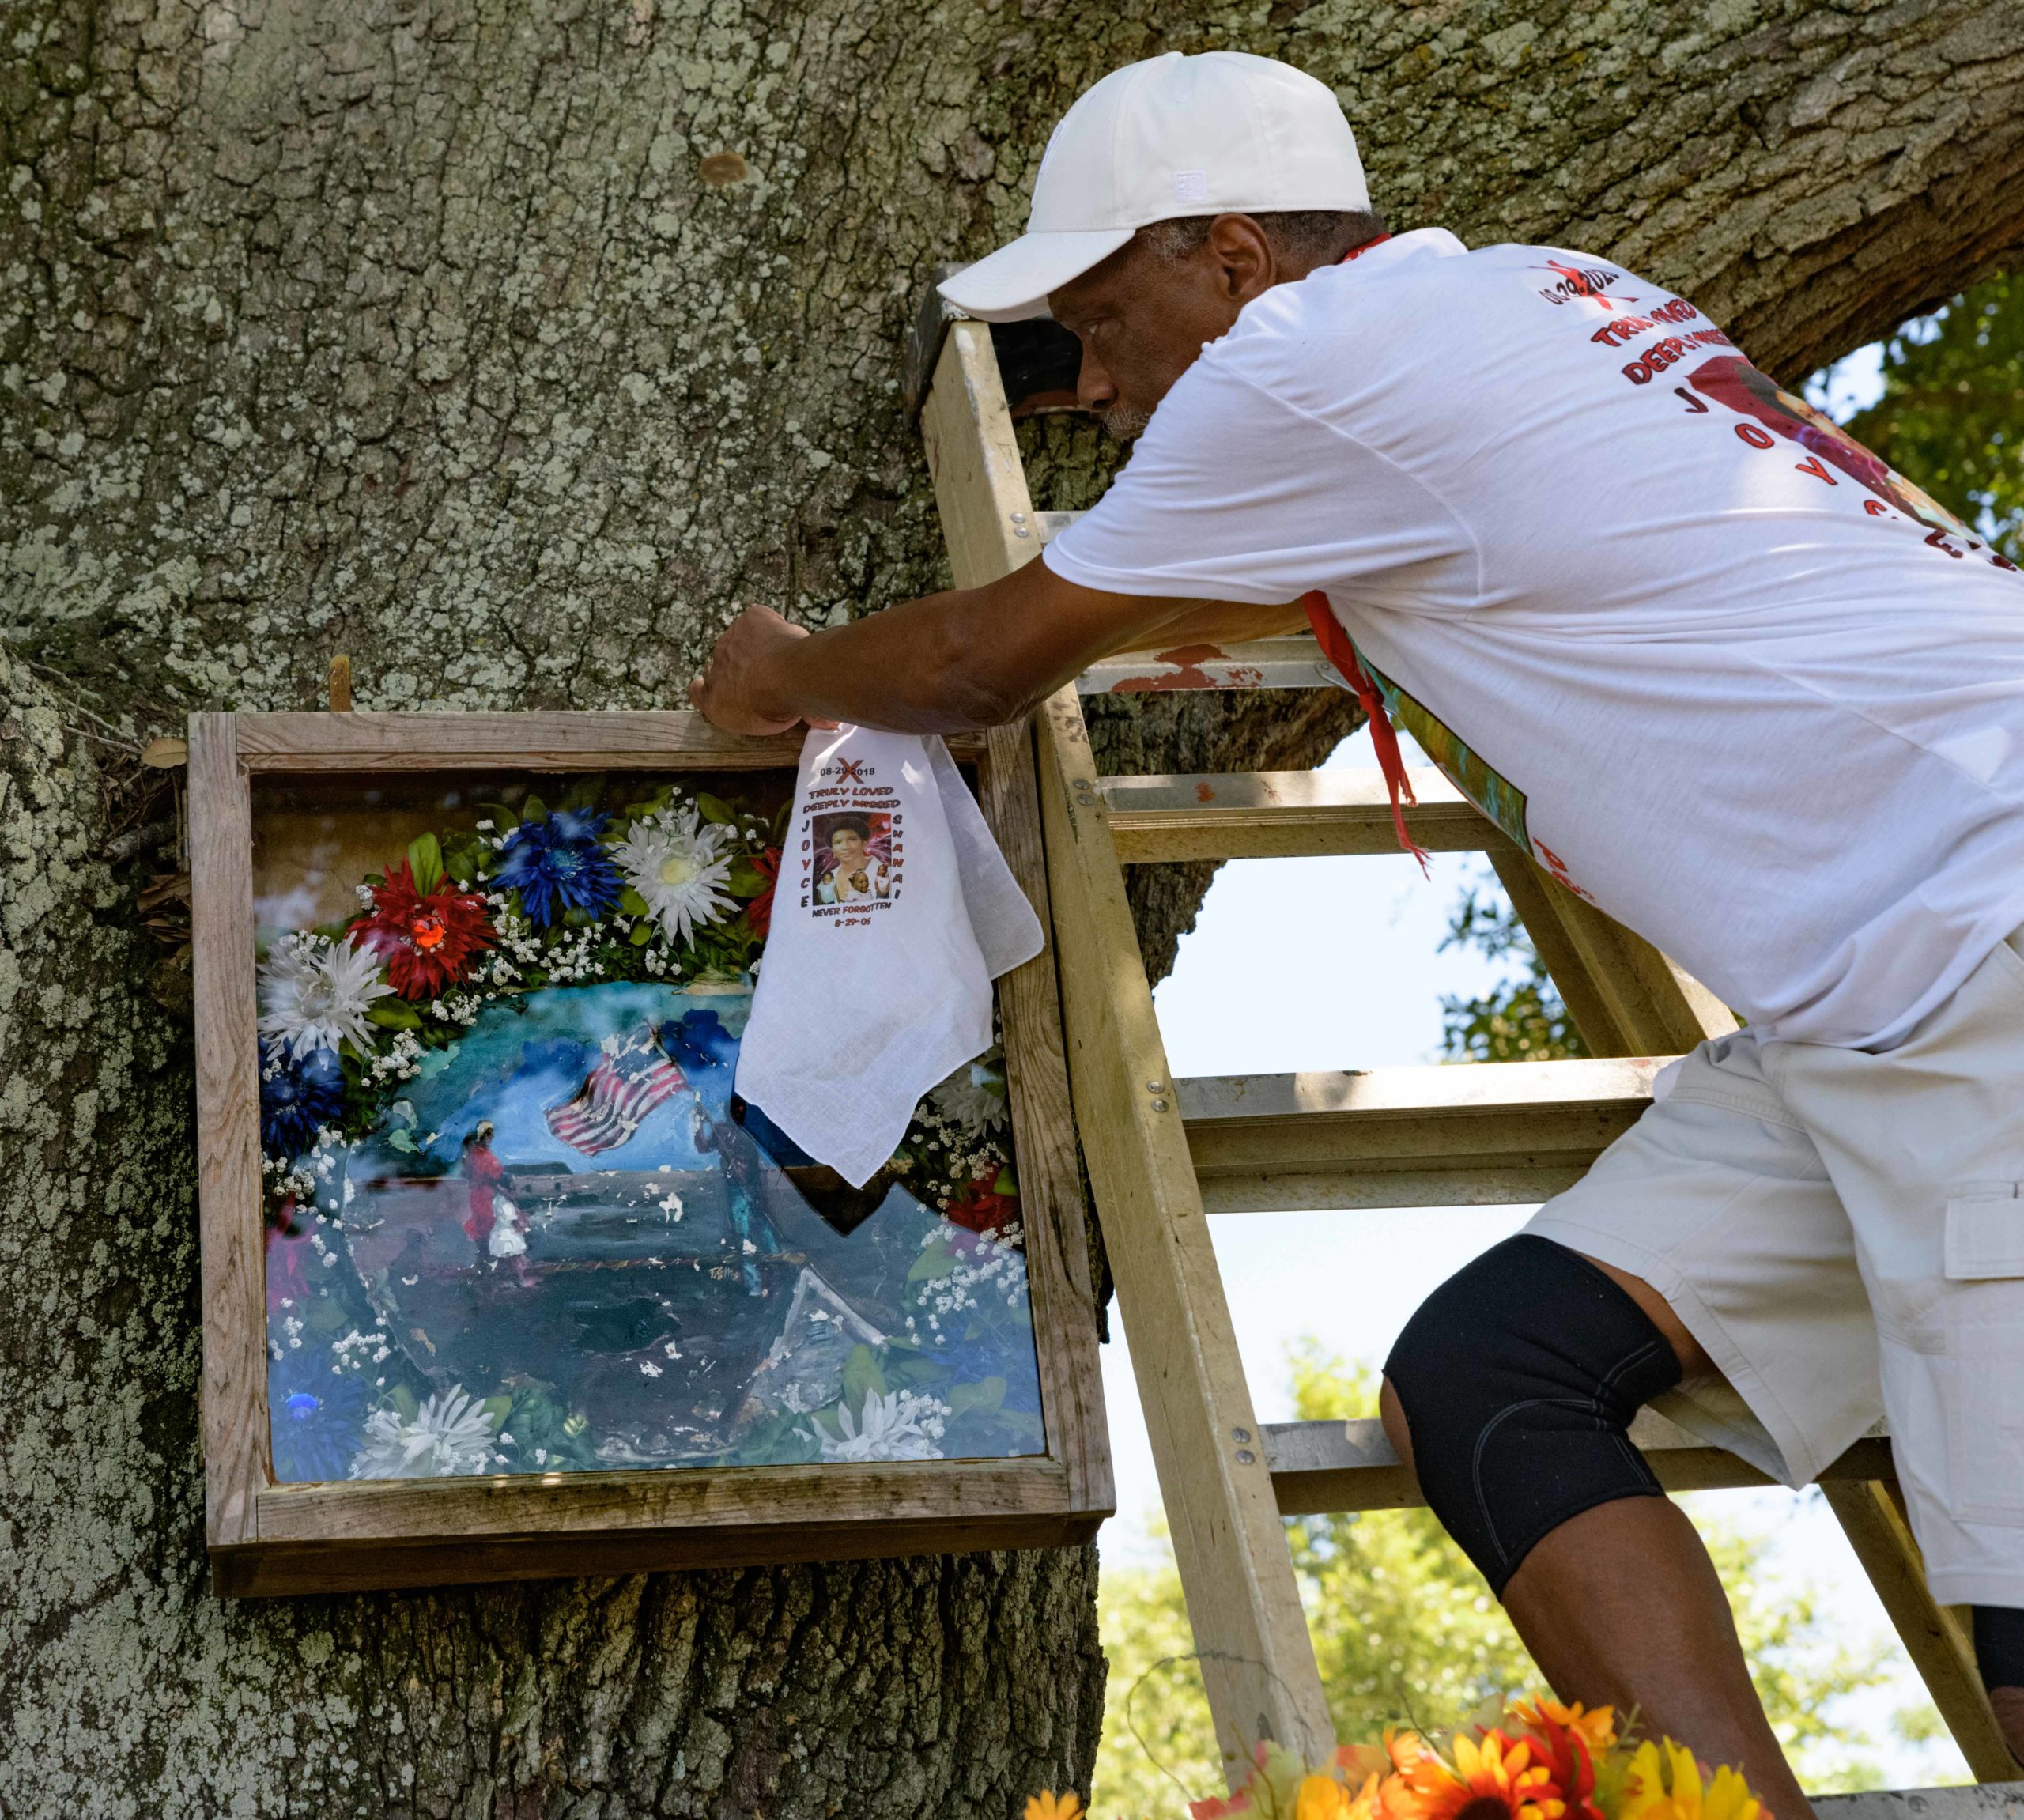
919;319;1334;1784
1821;1481;2018;1782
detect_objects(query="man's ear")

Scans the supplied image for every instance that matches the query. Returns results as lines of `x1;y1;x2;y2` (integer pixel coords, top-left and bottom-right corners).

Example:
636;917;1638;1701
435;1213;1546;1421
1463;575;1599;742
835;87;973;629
1204;213;1278;305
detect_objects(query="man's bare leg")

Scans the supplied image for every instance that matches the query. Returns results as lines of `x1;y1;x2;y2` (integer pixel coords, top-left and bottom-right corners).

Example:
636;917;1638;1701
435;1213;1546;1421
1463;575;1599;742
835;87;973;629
1380;1254;1814;1819
1989;1688;2024;1766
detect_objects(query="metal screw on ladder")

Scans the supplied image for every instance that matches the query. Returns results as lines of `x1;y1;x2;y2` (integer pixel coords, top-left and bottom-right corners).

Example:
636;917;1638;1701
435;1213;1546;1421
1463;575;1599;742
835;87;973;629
1011;509;1031;539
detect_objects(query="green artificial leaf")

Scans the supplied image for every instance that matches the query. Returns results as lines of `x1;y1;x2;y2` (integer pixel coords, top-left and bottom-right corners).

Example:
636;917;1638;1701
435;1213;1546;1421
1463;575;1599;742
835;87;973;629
440;833;488;885
478;802;519;833
390;1384;420;1422
991;1164;1018;1199
559;773;605;811
406;833;445;897
725;856;771;898
387;1129;416;1154
946;1376;1006;1421
882;1350;951;1389
521;794;548;824
906;1244;959;1285
368;1000;422;1030
481;1395;513;1431
629;921;654;946
841;1343;888;1410
619;885;651;916
694;792;736;825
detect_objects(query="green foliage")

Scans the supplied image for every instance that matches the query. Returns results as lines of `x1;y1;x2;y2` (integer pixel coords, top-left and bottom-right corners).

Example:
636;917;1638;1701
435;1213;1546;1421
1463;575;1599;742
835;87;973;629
1438;870;1586;1063
1093;1353;1903;1818
1845;273;2023;561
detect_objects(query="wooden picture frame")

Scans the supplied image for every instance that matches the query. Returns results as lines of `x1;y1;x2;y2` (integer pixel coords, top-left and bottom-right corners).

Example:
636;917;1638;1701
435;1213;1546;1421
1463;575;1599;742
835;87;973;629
190;710;1110;1596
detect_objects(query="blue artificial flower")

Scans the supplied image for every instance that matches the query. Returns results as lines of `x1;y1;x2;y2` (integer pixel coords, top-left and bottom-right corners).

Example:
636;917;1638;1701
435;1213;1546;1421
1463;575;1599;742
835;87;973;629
491;808;623;926
260;1042;346;1159
267;1354;371;1482
661;1008;738;1074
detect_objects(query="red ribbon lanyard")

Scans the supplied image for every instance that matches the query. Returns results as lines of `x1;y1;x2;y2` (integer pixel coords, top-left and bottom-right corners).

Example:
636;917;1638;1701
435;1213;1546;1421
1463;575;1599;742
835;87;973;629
1301;591;1430;874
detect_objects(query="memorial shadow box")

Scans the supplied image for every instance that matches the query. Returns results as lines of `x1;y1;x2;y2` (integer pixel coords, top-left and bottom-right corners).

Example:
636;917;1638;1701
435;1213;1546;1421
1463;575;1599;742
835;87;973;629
188;710;1109;1596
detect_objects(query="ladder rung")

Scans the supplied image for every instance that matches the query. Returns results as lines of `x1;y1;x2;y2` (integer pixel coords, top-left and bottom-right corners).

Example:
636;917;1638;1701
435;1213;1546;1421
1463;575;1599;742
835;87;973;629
1266;1411;1897;1515
1814;1788;2024;1819
1176;1059;1663;1214
1101;768;1489;863
1079;634;1337;695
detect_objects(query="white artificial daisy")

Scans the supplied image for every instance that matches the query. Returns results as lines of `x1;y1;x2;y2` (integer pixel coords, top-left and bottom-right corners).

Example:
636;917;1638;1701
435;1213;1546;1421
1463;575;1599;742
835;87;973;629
928;1059;1009;1135
611;806;738;943
347;1387;500;1478
805;1388;949;1463
258;932;392;1058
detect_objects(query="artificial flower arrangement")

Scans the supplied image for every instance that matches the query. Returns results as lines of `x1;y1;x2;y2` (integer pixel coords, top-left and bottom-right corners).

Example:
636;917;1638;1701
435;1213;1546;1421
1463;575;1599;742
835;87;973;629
256;778;1043;1484
1024;1697;1766;1820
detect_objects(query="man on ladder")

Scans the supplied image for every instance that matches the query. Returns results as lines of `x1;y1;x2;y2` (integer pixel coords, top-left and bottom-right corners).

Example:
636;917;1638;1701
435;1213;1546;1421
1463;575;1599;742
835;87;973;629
689;49;2024;1810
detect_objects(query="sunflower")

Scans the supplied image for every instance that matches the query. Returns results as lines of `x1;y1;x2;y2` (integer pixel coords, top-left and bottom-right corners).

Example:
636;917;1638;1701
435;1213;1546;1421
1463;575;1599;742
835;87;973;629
610;805;736;943
349;859;495;999
1618;1741;1763;1820
257;931;391;1056
492;806;625;926
1384;1731;1565;1820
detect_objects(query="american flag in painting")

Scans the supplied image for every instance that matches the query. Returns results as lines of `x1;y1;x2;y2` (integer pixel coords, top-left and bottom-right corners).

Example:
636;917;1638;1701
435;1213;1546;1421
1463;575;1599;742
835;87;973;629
546;1028;687;1156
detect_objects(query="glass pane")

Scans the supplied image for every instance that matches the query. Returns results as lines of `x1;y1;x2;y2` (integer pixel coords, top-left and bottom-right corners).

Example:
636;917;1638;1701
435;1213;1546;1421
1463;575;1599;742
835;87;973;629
252;772;1044;1482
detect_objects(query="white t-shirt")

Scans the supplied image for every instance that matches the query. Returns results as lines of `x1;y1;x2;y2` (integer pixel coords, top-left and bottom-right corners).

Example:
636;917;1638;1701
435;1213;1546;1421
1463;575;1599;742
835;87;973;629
1045;228;2024;1049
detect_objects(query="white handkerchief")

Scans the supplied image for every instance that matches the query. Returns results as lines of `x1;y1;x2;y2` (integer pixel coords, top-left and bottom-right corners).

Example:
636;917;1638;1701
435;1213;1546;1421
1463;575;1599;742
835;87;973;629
734;727;1044;1188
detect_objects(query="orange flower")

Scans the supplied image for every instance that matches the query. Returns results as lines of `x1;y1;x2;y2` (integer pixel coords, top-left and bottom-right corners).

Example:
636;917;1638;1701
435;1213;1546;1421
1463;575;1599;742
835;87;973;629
1336;1744;1394;1784
1382;1730;1566;1820
1511;1700;1615;1758
1025;1793;1084;1820
1507;1699;1614;1820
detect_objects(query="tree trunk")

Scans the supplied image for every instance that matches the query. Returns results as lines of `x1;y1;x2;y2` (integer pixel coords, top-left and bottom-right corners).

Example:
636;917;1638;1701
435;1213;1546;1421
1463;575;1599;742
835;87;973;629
0;0;2017;1811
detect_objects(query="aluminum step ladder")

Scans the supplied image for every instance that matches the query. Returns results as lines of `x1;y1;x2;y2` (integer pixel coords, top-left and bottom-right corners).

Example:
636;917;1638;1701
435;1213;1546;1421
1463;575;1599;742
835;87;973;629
908;295;2018;1791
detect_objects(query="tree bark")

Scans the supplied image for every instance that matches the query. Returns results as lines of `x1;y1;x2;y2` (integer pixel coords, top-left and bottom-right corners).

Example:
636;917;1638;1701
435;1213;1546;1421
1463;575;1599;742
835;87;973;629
0;0;2018;1812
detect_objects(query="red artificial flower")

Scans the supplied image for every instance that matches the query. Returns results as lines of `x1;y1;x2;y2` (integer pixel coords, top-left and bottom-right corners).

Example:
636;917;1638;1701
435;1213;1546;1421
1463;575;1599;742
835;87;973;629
942;1166;1018;1236
349;859;494;999
747;845;782;938
1506;1702;1613;1820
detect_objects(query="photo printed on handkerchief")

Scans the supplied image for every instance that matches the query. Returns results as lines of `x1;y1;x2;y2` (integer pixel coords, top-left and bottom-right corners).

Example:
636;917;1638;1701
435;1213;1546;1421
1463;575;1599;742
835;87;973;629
799;758;906;929
810;810;900;909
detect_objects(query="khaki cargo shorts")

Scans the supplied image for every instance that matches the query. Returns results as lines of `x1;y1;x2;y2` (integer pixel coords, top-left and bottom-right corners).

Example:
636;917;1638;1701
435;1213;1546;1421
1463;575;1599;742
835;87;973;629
1526;929;2024;1606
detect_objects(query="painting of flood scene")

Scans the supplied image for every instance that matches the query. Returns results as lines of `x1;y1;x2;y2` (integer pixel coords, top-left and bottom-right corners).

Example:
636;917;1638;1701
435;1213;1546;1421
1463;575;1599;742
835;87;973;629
252;772;1042;1483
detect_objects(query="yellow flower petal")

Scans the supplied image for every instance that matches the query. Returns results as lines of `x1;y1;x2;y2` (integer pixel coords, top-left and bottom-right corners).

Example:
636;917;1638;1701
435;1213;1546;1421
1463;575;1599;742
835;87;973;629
1297;1775;1354;1820
1025;1793;1084;1820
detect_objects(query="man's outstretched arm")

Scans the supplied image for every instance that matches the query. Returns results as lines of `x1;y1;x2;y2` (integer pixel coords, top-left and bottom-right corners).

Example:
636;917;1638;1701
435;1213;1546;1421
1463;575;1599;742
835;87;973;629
686;556;1306;735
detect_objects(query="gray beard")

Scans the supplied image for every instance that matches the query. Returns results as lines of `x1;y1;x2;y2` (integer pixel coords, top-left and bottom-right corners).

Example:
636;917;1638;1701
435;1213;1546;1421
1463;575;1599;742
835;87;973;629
1101;400;1152;440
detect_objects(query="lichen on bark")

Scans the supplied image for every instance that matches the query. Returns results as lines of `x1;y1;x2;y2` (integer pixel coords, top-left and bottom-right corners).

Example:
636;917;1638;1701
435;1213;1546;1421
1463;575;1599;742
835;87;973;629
2;0;2019;1810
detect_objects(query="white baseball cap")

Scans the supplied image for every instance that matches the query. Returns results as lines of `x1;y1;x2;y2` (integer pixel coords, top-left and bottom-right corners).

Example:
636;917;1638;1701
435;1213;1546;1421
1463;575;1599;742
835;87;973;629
938;51;1369;323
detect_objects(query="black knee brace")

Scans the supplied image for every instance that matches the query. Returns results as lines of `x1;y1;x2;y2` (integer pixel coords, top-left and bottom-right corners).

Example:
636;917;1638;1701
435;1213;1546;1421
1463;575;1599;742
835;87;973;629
1974;1605;2024;1694
1385;1234;1684;1597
